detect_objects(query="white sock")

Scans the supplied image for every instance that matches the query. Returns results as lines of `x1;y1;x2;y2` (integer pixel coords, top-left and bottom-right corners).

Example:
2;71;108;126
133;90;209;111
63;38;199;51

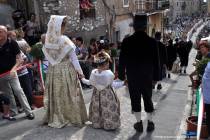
134;112;141;122
147;113;153;121
181;67;184;72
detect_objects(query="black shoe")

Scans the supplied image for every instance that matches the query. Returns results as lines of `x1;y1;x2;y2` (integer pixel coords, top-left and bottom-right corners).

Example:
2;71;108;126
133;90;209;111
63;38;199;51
134;121;143;133
146;121;155;132
168;74;171;78
18;108;24;113
3;116;16;121
152;84;155;89
157;84;162;90
26;113;35;120
10;112;18;117
184;70;186;74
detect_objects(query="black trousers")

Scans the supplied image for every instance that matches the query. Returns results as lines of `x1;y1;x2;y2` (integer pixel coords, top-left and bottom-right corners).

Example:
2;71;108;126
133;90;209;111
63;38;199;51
19;74;33;106
205;104;210;137
127;80;154;113
0;94;10;105
180;56;189;67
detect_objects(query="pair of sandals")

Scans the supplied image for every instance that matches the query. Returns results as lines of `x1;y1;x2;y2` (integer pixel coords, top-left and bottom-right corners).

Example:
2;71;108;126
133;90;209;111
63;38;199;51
2;115;16;121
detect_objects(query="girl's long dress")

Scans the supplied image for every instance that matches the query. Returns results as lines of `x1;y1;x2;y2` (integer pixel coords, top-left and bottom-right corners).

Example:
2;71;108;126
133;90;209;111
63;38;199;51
90;86;120;130
82;69;122;130
43;56;88;128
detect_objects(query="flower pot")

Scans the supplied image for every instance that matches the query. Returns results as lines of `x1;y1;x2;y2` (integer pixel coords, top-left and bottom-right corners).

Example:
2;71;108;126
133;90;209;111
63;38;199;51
186;116;209;138
33;95;43;108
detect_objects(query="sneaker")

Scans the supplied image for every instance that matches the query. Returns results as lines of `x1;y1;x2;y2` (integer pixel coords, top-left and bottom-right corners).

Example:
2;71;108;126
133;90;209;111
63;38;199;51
26;113;35;120
146;120;155;132
10;112;18;117
2;116;16;121
134;121;143;133
157;84;162;90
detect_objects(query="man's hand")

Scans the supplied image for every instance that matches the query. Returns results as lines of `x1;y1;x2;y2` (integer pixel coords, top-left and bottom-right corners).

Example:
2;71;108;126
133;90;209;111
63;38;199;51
10;70;17;78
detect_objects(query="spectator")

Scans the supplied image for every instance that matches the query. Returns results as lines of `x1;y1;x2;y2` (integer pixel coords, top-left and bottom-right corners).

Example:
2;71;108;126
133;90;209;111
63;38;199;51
0;25;34;120
75;37;88;60
24;13;39;46
202;61;210;140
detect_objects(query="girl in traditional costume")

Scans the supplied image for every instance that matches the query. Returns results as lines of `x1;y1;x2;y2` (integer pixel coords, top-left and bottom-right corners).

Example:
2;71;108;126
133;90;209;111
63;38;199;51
81;52;124;130
42;15;88;128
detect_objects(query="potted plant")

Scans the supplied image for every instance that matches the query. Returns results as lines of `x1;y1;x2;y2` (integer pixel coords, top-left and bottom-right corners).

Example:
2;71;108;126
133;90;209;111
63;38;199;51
33;91;44;108
30;43;45;108
186;116;209;138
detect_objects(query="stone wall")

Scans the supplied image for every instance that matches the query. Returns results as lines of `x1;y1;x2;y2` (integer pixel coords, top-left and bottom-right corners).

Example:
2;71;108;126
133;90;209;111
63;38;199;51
38;0;107;42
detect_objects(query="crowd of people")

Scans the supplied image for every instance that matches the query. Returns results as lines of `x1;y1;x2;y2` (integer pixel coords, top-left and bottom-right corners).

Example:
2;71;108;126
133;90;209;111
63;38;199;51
0;13;210;139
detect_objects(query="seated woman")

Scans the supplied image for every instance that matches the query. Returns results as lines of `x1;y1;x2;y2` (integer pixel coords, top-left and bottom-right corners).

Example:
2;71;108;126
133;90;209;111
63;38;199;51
0;93;16;121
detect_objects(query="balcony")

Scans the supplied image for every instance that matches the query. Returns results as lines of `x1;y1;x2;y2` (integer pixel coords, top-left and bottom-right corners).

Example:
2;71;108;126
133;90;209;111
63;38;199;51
134;0;169;13
135;0;156;13
157;0;170;10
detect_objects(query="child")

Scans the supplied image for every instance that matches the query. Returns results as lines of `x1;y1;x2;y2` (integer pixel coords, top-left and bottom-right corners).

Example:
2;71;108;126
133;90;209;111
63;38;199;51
0;93;16;121
81;52;124;130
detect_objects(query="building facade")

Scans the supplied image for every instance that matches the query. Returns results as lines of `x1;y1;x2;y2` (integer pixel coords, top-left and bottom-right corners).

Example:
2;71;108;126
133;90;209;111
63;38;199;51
0;0;170;42
208;0;210;15
134;0;170;37
169;0;202;21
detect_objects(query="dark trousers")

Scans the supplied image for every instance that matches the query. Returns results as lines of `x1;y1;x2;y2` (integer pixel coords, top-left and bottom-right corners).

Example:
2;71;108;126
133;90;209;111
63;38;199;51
205;104;210;137
19;74;33;106
180;56;189;67
127;80;154;113
0;94;10;105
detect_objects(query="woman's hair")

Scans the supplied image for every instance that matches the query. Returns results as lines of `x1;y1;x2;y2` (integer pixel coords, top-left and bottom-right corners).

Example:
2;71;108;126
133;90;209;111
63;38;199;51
61;18;67;27
199;40;209;50
94;52;109;67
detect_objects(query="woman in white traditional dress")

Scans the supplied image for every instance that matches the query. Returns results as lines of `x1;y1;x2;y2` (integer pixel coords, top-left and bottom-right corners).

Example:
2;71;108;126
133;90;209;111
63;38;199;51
42;15;88;128
81;52;124;130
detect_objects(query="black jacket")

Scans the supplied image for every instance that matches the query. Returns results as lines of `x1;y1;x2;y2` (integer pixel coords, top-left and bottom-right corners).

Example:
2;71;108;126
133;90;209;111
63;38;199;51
118;31;161;84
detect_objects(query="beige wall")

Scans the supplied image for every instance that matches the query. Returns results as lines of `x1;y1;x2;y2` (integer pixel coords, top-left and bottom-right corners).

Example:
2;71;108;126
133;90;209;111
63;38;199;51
170;0;201;21
148;13;163;37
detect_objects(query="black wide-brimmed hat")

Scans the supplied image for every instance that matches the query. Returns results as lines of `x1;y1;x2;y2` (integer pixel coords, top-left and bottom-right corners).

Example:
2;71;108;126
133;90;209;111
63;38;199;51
133;13;147;29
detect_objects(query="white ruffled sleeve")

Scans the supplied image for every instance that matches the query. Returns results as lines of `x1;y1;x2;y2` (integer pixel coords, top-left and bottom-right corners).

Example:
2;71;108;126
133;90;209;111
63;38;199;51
112;80;125;89
69;50;83;75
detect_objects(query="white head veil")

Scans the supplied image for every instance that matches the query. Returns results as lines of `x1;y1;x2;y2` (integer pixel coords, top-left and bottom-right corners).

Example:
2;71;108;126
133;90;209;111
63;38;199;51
42;15;76;66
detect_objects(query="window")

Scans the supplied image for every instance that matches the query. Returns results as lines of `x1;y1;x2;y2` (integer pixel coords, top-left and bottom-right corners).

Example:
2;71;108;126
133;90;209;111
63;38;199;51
80;0;96;19
123;0;129;7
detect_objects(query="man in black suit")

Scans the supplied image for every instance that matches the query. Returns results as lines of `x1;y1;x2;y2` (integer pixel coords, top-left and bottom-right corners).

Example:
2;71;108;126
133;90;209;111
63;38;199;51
118;14;160;133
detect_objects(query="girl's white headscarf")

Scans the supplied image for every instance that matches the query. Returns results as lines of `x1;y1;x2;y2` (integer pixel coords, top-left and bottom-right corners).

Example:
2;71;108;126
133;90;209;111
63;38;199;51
42;15;76;66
